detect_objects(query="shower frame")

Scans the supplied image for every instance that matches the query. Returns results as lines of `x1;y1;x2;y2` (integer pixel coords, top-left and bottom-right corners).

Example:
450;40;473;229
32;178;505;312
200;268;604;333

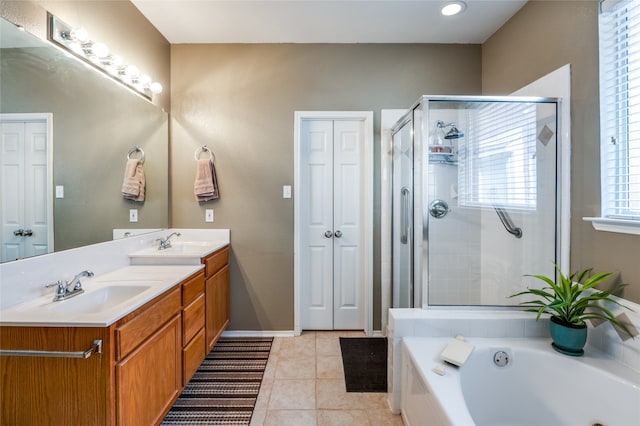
390;95;568;310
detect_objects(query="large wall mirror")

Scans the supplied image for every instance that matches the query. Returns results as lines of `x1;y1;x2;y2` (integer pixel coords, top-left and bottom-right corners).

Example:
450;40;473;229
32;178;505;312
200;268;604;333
0;17;169;262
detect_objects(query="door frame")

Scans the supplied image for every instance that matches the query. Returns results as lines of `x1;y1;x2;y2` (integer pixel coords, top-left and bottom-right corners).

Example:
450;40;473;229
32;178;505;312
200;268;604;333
294;111;374;336
0;113;54;256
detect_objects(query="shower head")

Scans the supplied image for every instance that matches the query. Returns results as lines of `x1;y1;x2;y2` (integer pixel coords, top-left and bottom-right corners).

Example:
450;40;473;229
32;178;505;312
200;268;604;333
436;120;465;139
444;125;464;139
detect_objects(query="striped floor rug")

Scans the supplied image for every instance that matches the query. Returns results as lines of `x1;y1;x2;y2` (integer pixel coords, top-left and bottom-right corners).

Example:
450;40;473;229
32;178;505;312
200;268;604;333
161;337;273;425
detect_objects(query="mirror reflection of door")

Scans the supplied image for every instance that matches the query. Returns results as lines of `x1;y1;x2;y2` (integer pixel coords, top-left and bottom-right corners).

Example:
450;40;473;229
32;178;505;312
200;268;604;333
0;113;53;261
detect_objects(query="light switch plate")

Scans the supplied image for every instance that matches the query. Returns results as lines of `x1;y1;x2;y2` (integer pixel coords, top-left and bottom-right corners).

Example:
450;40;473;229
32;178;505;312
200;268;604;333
55;185;64;198
129;209;138;223
283;185;292;199
205;209;214;222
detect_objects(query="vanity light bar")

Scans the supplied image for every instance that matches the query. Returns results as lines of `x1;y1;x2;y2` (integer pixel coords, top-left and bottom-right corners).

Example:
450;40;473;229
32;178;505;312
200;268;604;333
46;12;162;101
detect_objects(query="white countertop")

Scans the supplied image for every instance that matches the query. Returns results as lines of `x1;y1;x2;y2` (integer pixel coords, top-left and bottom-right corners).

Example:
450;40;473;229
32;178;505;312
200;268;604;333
128;240;229;265
0;265;203;327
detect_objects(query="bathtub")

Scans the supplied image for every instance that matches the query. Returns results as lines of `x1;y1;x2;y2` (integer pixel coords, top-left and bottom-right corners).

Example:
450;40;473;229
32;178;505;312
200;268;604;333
401;337;640;426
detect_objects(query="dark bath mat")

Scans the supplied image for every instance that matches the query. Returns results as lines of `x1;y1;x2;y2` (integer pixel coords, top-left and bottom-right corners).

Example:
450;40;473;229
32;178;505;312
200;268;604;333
339;337;388;393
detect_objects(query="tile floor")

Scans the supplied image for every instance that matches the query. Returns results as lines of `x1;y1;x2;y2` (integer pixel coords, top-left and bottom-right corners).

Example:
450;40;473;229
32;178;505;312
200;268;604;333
250;331;404;426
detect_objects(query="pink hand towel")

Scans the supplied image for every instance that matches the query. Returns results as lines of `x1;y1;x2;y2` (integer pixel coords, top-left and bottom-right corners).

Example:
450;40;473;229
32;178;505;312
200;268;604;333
194;158;219;201
121;158;145;202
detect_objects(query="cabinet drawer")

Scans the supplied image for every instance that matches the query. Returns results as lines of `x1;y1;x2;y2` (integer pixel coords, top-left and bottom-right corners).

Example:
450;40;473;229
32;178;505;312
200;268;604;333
183;293;205;345
183;328;205;386
204;246;229;277
182;270;205;306
116;287;181;360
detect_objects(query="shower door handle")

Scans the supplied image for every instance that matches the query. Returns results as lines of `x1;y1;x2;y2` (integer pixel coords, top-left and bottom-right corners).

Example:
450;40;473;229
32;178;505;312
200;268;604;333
400;187;411;244
429;199;449;219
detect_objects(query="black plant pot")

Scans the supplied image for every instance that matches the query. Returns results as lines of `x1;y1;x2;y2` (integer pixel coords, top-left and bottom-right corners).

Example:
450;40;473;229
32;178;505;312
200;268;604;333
549;315;587;356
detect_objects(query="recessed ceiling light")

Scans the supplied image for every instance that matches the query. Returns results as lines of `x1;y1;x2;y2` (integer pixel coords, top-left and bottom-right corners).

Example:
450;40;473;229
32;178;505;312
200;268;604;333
441;1;467;16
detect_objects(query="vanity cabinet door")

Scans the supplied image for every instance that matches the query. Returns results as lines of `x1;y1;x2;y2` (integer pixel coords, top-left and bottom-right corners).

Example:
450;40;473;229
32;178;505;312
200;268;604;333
116;314;182;426
205;264;230;352
0;327;112;426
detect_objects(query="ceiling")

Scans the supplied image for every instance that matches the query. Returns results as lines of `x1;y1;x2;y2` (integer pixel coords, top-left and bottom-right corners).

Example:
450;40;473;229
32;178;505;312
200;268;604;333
131;0;528;44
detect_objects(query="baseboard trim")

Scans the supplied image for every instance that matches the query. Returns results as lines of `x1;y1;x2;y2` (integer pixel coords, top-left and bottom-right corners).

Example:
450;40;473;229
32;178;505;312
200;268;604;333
222;330;296;338
222;330;383;338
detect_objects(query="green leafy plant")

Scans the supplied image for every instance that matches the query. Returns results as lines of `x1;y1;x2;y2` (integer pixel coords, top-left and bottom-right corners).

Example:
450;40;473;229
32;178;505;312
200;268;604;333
510;264;633;335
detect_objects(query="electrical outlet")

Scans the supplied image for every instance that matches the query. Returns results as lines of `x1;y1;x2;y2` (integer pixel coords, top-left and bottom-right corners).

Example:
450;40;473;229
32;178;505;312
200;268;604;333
283;185;292;199
205;209;214;222
129;209;138;223
55;185;64;198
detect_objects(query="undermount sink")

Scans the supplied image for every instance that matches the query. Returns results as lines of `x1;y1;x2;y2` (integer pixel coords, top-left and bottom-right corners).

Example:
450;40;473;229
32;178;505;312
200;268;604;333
46;285;152;314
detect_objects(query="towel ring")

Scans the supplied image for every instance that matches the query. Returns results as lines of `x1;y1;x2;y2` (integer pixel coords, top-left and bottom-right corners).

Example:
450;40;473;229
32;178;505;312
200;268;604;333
127;145;145;164
195;145;215;161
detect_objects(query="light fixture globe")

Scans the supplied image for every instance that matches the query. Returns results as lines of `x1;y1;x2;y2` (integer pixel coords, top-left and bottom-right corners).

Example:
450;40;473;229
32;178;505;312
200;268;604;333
441;1;466;16
150;82;163;94
91;42;109;58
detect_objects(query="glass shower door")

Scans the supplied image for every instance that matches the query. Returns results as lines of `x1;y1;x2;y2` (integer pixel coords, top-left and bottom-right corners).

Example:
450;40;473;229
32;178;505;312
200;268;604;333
392;118;414;308
426;99;558;306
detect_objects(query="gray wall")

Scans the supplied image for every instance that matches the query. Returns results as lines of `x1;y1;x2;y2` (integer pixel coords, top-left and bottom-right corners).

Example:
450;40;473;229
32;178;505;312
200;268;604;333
171;44;482;330
483;0;640;303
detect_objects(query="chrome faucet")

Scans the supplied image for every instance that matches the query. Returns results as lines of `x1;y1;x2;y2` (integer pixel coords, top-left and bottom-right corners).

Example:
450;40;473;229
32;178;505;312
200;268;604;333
157;232;181;250
45;270;94;302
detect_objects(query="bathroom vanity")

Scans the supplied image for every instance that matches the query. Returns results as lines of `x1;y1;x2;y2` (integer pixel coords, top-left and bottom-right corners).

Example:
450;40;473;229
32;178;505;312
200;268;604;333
0;234;230;426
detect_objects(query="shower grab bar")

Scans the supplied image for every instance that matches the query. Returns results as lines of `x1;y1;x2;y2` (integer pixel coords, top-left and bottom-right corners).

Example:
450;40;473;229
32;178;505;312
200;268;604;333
0;339;102;359
400;187;411;244
494;207;523;238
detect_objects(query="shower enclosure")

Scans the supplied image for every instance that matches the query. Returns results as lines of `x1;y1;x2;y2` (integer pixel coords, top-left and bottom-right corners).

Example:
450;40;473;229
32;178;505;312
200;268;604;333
391;96;560;308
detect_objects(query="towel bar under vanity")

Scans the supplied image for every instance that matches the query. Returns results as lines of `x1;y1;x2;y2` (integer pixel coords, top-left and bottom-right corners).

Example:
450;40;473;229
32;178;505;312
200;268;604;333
0;339;102;359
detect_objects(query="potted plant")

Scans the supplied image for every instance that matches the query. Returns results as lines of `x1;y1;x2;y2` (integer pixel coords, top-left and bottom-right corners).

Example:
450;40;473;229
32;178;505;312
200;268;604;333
510;264;632;356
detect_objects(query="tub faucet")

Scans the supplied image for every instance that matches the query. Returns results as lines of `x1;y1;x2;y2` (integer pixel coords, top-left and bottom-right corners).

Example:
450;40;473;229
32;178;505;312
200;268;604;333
157;232;181;250
45;270;94;302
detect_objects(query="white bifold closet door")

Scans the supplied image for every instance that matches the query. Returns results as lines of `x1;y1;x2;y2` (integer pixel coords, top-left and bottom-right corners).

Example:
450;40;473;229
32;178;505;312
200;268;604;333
300;119;364;330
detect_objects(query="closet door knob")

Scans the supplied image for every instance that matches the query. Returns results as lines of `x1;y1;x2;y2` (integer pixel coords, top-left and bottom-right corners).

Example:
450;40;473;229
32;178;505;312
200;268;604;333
24;229;33;237
334;230;342;238
324;230;333;238
13;229;24;236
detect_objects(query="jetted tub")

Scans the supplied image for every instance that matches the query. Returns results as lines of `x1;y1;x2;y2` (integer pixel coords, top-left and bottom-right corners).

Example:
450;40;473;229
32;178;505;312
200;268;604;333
401;337;640;426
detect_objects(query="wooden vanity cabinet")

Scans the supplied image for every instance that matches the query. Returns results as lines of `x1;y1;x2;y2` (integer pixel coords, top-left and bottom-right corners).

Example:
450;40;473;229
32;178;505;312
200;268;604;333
0;269;208;426
202;246;230;352
0;326;114;426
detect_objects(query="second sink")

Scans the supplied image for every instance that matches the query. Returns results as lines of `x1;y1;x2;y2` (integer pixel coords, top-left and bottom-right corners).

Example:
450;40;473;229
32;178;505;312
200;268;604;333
46;284;152;314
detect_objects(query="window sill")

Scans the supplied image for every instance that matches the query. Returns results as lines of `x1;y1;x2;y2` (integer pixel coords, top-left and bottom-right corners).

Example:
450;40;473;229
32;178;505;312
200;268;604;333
583;217;640;235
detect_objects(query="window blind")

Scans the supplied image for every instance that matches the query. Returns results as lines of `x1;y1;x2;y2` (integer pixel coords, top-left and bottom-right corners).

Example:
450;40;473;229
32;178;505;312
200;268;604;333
600;0;640;219
458;102;537;210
